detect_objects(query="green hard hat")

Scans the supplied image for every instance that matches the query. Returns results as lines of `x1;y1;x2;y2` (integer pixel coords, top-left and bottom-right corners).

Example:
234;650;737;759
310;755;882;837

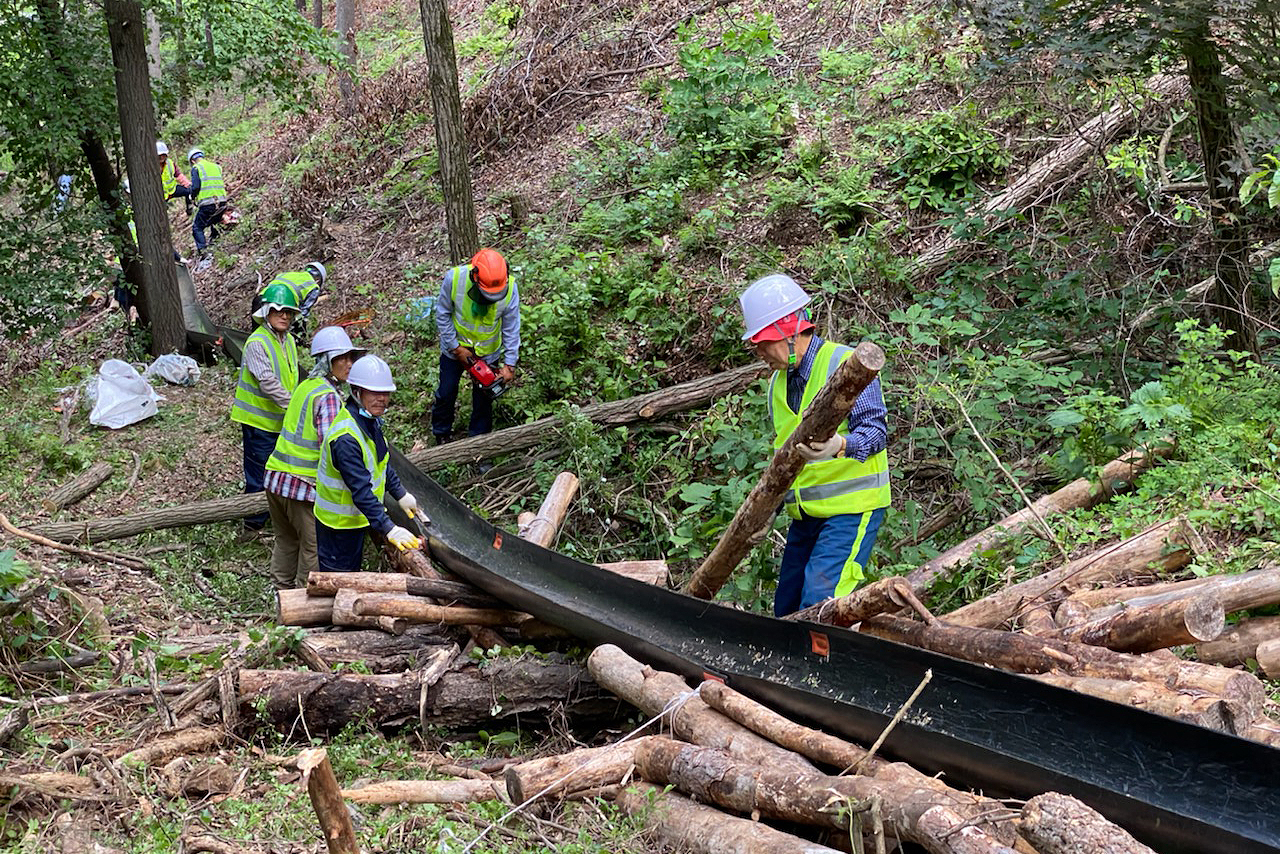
261;283;300;311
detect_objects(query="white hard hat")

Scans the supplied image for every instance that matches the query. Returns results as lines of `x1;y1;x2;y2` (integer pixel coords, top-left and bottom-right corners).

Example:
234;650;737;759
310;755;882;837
310;325;357;358
739;274;811;341
348;355;395;392
188;147;204;164
305;261;327;287
156;141;169;156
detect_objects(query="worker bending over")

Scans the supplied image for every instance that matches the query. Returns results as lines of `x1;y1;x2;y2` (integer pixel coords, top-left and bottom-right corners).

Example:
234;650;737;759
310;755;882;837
314;355;422;571
740;274;891;617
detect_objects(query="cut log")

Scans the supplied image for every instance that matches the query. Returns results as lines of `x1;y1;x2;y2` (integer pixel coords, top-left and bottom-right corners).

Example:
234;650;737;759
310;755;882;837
633;739;1019;854
32;365;767;544
382;542;444;581
306;572;500;607
614;781;846;854
1030;675;1246;733
0;770;104;802
787;576;911;627
239;653;616;734
518;471;579;547
296;748;360;854
341;778;506;804
1257;637;1280;680
906;445;1172;593
1055;593;1225;653
277;588;336;627
859;614;1268;720
684;342;885;600
43;462;113;512
1058;566;1280;626
1195;616;1280;667
299;626;463;673
1018;791;1156;854
587;644;817;776
328;589;409;634
504;735;667;803
595;559;668;586
340;590;529;627
944;517;1194;629
114;726;225;766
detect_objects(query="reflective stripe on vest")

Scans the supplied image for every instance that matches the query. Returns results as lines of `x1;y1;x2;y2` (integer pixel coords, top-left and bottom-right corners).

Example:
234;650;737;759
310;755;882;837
230;326;299;431
161;161;176;198
193;159;227;205
448;264;512;359
265;377;339;477
270;271;319;311
314;409;387;529
770;341;891;520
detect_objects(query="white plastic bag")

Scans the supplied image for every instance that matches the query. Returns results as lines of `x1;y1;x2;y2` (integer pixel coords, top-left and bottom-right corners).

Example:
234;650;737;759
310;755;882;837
143;353;201;386
88;359;161;429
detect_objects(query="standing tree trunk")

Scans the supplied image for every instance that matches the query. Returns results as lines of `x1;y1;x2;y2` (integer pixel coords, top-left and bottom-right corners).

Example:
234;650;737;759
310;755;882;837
105;0;186;355
334;0;358;109
145;10;162;80
174;0;190;111
419;0;479;262
1182;24;1255;354
312;0;324;29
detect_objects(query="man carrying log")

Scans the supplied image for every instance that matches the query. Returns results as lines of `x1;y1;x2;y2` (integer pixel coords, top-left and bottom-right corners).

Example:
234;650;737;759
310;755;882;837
314;355;422;571
263;326;365;589
739;274;891;616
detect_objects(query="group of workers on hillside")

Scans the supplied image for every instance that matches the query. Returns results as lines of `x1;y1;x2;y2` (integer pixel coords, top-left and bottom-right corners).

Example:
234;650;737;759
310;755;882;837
117;141;231;266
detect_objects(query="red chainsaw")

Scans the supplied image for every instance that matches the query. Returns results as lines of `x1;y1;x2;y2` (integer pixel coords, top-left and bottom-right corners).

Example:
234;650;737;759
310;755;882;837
465;355;507;398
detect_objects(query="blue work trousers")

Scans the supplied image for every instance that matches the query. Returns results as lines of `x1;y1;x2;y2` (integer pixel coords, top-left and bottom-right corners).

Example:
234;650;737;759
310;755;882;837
192;201;226;251
774;507;886;617
431;352;494;440
241;424;277;529
316;520;368;572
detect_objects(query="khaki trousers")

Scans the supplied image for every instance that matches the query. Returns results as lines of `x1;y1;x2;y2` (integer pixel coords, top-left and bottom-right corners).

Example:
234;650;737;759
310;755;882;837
266;491;318;589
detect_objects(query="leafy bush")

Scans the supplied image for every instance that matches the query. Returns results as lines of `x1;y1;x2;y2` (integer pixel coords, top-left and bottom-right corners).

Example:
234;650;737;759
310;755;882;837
883;106;1008;209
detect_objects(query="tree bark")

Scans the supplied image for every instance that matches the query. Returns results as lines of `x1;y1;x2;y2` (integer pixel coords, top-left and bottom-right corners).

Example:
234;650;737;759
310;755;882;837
594;559;668;585
312;0;323;28
330;589;409;634
1256;637;1280;680
633;739;1019;854
684;343;886;600
114;726;225;766
944;517;1195;630
1030;674;1246;733
278;588;336;627
1019;792;1156;854
419;0;477;262
43;462;113;512
786;576;911;627
339;590;529;628
334;0;358;109
906;445;1173;593
35;365;767;544
1196;616;1280;667
1058;567;1280;627
296;748;360;854
299;625;462;673
240;654;615;734
613;782;846;854
1054;593;1224;653
306;571;499;606
504;736;665;803
518;472;579;548
342;778;505;804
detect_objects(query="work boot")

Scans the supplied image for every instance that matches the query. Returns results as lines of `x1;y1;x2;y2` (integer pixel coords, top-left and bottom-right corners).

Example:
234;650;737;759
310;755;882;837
432;433;452;447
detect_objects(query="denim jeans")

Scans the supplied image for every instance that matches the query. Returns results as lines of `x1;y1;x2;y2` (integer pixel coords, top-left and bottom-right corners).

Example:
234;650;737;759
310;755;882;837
431;352;494;439
241;424;276;529
192;201;226;251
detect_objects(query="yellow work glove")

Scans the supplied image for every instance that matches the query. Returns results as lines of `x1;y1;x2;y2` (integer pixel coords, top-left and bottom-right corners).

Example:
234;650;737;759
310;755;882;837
398;492;422;519
387;525;421;551
796;434;845;462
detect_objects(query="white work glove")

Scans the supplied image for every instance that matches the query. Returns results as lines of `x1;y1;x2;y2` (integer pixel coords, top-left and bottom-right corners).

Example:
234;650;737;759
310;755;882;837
387;525;422;552
796;434;845;462
398;492;421;519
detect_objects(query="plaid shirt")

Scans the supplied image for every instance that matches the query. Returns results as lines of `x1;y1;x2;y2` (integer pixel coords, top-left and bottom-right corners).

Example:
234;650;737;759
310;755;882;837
786;335;888;462
264;385;342;503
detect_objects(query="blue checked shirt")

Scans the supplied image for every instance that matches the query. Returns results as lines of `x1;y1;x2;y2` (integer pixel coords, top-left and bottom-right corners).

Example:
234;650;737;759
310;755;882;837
785;335;888;462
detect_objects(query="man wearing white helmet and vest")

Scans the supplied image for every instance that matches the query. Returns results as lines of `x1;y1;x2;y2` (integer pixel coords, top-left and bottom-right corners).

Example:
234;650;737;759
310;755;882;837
155;141;192;209
740;273;891;617
188;147;228;256
263;326;365;588
431;247;520;443
231;283;301;538
314;354;423;571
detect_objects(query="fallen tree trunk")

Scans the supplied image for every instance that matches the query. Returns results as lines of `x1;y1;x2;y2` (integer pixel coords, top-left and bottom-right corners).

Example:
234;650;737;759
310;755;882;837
299;626;463;674
331;590;409;634
114;726;225;767
1057;566;1280;626
240;653;616;734
633;739;1019;854
33;365;767;544
1019;791;1157;854
305;572;500;607
1055;593;1225;653
340;590;529;628
906;445;1172;594
1257;638;1280;680
614;781;846;854
587;644;817;776
685;342;885;600
1195;616;1280;667
944;517;1195;629
504;735;666;803
44;462;113;512
341;778;506;804
786;576;911;627
1030;674;1247;733
518;472;579;547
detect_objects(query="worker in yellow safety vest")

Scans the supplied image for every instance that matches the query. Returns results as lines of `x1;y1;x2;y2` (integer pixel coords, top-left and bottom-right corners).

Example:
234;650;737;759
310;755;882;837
188;147;228;256
431;247;520;444
256;262;327;340
231;283;301;538
155;141;191;209
314;355;422;571
263;326;365;588
739;273;891;616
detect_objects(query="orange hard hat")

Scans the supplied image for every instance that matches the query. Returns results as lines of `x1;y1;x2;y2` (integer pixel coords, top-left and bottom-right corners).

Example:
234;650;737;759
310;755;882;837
749;310;813;343
470;248;508;300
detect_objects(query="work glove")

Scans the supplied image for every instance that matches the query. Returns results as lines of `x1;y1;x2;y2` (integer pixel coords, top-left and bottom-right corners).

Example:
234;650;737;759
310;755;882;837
398;492;422;519
796;434;846;462
387;525;421;552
